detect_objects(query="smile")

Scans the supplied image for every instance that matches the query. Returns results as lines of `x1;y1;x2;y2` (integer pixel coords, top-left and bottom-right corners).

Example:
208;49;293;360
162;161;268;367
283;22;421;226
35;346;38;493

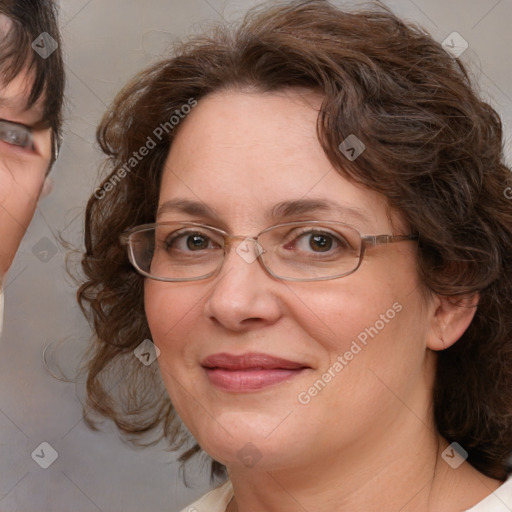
201;352;310;392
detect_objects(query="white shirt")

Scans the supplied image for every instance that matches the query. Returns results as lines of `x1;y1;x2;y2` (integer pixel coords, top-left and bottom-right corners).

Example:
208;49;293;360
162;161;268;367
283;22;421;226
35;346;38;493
466;475;512;511
180;480;232;512
181;476;512;512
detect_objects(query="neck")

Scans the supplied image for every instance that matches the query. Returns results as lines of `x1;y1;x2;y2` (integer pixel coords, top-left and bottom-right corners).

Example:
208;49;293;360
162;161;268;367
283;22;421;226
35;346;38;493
225;408;501;512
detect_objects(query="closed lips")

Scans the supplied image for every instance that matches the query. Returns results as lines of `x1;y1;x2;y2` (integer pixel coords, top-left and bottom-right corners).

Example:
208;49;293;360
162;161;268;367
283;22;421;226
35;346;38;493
201;352;309;370
201;353;311;392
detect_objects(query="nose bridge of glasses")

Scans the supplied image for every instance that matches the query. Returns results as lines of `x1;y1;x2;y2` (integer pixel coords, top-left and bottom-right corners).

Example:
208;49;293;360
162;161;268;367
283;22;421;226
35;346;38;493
224;235;265;265
223;234;256;247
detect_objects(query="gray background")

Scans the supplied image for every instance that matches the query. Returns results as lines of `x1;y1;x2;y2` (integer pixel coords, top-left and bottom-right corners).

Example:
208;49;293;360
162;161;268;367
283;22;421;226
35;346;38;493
1;0;511;511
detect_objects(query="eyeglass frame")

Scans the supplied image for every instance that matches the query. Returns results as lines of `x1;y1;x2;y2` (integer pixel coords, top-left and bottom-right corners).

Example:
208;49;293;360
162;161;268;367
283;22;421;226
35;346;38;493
120;220;419;283
0;118;61;171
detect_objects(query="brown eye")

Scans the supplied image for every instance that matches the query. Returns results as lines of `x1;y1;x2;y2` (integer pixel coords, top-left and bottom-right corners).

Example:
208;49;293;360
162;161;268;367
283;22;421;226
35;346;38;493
164;229;221;252
184;233;210;251
287;229;348;254
308;233;334;252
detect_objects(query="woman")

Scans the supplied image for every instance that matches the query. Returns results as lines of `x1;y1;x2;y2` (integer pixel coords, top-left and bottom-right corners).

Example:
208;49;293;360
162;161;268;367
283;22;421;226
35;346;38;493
78;1;512;510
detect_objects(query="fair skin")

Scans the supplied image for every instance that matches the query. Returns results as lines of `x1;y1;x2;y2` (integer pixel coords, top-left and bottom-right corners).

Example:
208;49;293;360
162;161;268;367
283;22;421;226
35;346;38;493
144;89;502;512
0;15;53;281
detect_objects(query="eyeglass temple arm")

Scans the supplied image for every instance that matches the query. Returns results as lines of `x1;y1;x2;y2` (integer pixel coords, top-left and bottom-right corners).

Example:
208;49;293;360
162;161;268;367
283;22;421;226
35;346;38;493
362;233;419;246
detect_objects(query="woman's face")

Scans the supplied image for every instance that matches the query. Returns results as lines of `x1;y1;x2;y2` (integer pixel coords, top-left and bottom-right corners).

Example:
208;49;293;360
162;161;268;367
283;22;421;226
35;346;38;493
145;89;436;471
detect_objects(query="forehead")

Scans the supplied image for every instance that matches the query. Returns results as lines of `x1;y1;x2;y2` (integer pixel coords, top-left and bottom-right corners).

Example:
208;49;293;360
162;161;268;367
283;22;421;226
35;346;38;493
0;68;44;123
160;89;396;232
167;88;326;170
0;12;11;34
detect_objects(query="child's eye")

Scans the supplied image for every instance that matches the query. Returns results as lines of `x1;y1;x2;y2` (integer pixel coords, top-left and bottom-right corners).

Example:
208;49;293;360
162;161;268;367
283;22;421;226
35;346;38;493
0;119;34;149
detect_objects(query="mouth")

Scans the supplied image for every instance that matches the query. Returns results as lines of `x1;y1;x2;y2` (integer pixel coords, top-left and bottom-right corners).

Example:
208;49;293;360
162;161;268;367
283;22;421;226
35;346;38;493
201;352;311;392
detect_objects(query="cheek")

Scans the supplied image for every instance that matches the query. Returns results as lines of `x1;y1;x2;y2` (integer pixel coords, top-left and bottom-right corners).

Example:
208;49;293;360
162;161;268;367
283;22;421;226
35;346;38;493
144;281;213;428
0;153;48;205
145;280;205;333
144;281;204;369
289;277;404;350
144;282;179;347
289;286;429;442
292;259;429;385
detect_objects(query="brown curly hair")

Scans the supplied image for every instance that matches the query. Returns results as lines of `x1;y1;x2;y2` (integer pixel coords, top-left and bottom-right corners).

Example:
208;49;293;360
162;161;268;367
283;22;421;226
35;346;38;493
78;0;512;481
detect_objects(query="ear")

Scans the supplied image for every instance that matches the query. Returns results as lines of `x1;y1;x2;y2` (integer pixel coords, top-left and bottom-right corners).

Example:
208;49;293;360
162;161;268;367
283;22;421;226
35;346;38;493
40;176;54;198
426;293;479;351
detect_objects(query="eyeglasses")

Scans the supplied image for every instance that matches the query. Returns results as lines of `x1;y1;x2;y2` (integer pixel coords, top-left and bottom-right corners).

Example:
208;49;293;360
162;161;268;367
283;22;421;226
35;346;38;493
0;119;60;166
51;130;62;165
0;119;34;150
120;221;418;282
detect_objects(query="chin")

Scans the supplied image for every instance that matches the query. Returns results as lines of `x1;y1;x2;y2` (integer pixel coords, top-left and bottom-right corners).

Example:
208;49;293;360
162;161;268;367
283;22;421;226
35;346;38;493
199;434;296;471
187;410;305;467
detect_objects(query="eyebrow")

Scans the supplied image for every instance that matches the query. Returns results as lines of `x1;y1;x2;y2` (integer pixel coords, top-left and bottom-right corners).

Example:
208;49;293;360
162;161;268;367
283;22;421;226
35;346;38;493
157;198;370;226
0;97;47;129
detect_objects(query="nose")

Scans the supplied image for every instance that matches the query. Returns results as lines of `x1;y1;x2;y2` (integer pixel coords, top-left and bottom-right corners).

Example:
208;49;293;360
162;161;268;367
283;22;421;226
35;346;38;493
203;237;282;331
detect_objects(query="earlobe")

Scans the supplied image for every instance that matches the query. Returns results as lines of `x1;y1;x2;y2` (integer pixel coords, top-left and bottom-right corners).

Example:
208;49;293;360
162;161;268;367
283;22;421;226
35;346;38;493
427;293;479;351
40;176;54;198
